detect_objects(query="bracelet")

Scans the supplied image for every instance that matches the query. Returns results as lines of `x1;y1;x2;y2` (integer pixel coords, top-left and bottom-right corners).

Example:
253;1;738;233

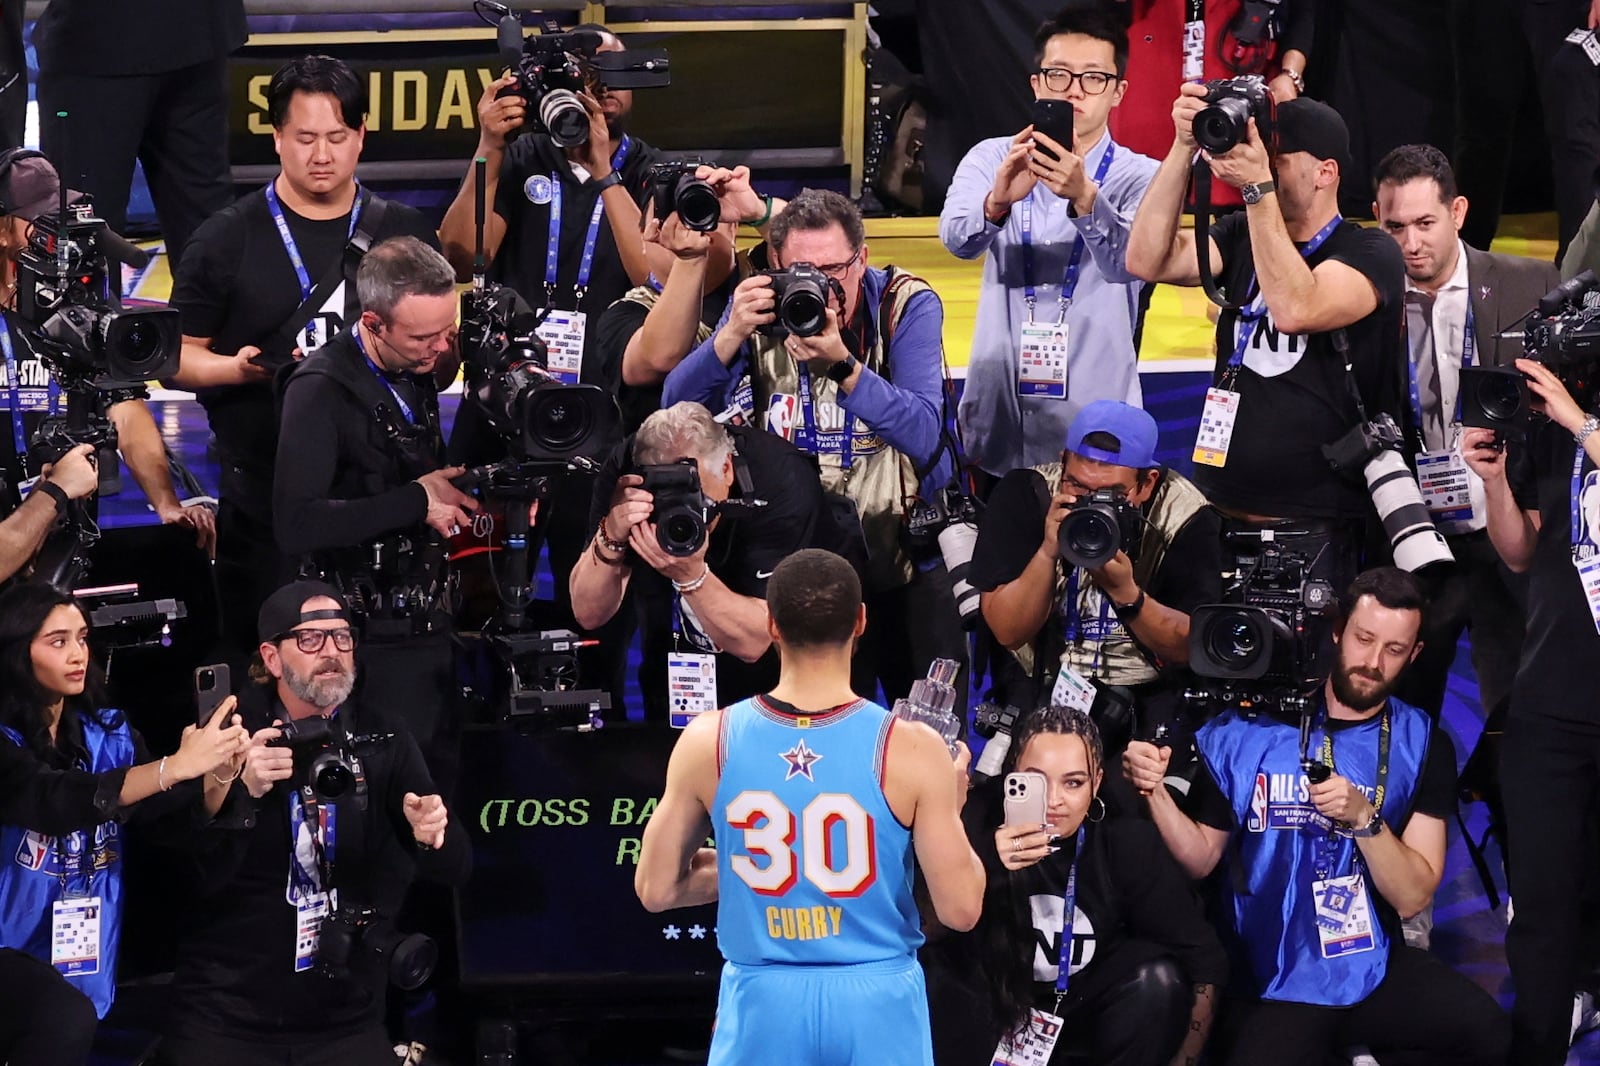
210;763;243;786
158;756;171;792
743;194;774;228
34;479;70;514
671;565;712;595
1283;68;1305;94
592;535;627;567
1113;589;1147;622
596;522;630;555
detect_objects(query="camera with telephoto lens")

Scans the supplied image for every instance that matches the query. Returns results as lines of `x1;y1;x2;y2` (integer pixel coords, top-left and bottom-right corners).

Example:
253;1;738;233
758;264;842;339
1187;535;1336;720
1058;487;1144;570
266;715;392;810
458;283;621;467
318;903;438;991
1194;75;1277;155
640;460;719;558
1322;412;1452;572
493;26;669;148
971;701;1022;782
646;159;721;233
1459;366;1532;443
903;486;984;627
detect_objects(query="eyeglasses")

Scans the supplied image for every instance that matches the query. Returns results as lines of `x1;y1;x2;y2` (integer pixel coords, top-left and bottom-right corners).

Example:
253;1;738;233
1036;68;1118;95
810;248;863;280
279;627;357;654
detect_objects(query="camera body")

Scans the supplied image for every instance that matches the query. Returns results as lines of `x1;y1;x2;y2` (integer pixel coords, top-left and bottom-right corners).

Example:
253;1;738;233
1459;365;1532;441
971;701;1022;782
758;264;840;339
496;30;670;148
1195;75;1277;155
1509;272;1600;414
641;460;717;558
1322;412;1452;572
1187;537;1336;720
267;715;391;810
319;903;438;992
646;159;720;233
1058;487;1143;570
458;283;621;466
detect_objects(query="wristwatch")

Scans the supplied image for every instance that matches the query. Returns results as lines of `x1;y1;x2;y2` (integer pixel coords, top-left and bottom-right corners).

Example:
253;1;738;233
589;171;622;193
1348;809;1386;838
1574;414;1600;445
826;354;859;384
1241;180;1276;206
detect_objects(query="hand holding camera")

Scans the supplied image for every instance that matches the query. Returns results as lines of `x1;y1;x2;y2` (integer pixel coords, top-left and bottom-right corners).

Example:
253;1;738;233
602;473;653;546
41;443;98;501
242;720;295;799
566;92;614;178
783;308;851;370
1517;357;1587;436
643;211;714;262
1122;739;1172;797
694;164;766;225
1308;771;1373;829
1037;485;1077;563
1202;117;1273;192
722;274;778;348
476;72;526;152
1171;81;1211;150
415;466;480;538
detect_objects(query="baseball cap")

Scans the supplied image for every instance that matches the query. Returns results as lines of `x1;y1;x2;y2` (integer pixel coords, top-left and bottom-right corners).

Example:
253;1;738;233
0;154;81;223
1065;400;1160;469
257;580;352;643
1276;97;1351;173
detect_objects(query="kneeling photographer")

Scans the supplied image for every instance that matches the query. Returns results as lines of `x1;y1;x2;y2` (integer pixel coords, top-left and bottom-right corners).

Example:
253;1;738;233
571;401;828;717
159;581;468;1066
971;402;1221;786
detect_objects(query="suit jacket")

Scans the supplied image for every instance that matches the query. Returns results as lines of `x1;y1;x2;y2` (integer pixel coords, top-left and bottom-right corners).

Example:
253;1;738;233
1466;245;1561;369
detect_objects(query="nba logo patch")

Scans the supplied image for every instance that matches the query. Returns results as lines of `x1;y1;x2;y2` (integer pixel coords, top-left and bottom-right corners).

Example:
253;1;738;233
15;830;49;871
767;393;798;442
524;175;554;204
1247;772;1268;833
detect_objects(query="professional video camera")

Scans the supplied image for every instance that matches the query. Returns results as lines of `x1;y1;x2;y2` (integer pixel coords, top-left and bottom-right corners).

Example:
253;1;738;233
1463;270;1600;438
459;628;609;731
1193;75;1277;155
1322;411;1452;572
646;159;721;233
476;2;670;148
757;265;842;339
1058;487;1143;570
1187;532;1337;719
319;902;437;991
267;715;393;810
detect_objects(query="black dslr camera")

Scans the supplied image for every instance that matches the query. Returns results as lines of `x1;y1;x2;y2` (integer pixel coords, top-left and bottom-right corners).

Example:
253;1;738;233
646;159;721;233
319;903;438;991
267;716;392;810
1464;270;1600;439
758;264;842;339
488;15;669;148
641;460;718;558
971;702;1022;782
1058;487;1144;570
1194;75;1277;155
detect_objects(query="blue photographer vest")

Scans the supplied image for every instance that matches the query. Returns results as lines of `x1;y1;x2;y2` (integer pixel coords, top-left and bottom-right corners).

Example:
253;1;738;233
711;696;922;966
1196;699;1432;1006
0;712;134;1017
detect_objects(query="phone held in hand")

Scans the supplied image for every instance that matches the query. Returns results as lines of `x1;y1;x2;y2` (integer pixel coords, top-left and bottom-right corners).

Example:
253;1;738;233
1030;98;1076;161
194;663;231;727
1003;770;1049;828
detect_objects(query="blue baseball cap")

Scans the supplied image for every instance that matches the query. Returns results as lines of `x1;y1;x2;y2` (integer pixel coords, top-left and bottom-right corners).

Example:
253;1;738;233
1065;400;1159;469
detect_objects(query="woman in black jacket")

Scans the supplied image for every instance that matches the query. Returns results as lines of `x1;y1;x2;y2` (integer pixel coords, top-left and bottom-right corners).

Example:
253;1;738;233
925;704;1226;1066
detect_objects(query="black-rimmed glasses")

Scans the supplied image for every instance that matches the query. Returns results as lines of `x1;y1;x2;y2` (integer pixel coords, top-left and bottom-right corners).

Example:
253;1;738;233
278;627;357;654
1036;68;1117;95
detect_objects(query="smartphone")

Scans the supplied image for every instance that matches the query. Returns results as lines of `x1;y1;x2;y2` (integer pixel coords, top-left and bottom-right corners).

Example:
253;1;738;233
194;663;231;727
1003;771;1049;829
1030;98;1077;161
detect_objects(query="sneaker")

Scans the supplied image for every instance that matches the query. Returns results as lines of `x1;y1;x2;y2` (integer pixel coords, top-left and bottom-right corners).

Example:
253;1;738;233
1346;1047;1380;1066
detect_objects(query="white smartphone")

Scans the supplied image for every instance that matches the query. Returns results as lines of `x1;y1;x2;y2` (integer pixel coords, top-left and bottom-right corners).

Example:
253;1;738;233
1003;771;1049;829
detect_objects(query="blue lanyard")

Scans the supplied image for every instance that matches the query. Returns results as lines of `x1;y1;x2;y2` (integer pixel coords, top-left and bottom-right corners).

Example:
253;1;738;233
544;137;633;302
793;366;857;471
1223;214;1345;380
1053;827;1086;1002
2;328;58;459
265;180;364;303
1309;710;1389;882
1019;143;1117;322
1405;297;1476;436
352;326;418;426
1574;440;1593;561
1060;569;1111;673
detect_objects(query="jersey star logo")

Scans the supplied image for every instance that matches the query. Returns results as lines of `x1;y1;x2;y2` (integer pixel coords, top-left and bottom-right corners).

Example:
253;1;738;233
780;739;824;781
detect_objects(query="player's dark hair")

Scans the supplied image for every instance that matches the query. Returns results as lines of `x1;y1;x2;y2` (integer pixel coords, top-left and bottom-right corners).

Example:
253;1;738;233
268;54;368;131
766;549;861;649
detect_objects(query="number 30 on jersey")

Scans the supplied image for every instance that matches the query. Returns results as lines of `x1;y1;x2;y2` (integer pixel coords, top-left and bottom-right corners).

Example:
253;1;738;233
725;790;877;898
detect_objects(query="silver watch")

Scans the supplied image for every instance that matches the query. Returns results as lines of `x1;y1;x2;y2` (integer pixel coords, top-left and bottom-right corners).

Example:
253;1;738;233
1575;415;1600;445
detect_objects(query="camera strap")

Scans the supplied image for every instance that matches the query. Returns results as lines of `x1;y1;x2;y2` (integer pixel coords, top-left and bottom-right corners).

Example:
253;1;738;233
1019;143;1116;323
1219;213;1343;389
545;136;632;304
1;327;58;457
266;180;365;303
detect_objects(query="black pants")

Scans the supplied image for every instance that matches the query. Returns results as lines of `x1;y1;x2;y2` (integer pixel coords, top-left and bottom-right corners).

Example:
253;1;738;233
1501;711;1600;1064
0;949;97;1066
213;498;296;669
1522;0;1600;261
1453;0;1542;249
853;560;970;713
158;1026;397;1066
1396;529;1526;718
1218;944;1510;1066
37;57;234;271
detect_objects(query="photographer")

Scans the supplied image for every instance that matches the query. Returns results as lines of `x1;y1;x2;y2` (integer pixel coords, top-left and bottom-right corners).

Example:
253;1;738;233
1123;568;1510;1065
940;6;1159;480
0;580;246;1065
274;236;474;782
971;401;1220;758
0;445;96;585
1127;92;1406;593
169;55;442;662
1463;350;1600;1063
1371;144;1557;720
159;581;468;1066
663;189;968;709
572;401;825;713
0;151;216;557
924;705;1225;1066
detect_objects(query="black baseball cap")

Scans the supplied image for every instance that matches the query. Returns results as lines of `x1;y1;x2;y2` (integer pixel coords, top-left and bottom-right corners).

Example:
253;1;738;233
257;580;351;643
0;154;82;223
1276;97;1350;174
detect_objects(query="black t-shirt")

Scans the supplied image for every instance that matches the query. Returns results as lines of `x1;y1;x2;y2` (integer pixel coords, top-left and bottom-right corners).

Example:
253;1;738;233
450;133;661;466
593;280;733;435
1198;213;1406;519
1508;418;1600;727
588;421;826;706
171;186;439;517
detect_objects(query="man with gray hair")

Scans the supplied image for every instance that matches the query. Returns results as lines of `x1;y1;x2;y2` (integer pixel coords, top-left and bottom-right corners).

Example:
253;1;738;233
572;401;829;716
272;234;476;782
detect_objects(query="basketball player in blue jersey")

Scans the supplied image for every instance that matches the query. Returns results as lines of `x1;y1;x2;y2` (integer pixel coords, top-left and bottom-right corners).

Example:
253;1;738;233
637;548;985;1066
